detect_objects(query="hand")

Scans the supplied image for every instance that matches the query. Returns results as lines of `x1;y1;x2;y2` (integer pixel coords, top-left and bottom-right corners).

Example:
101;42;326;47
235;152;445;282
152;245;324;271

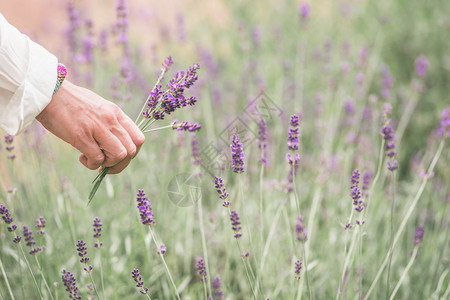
36;80;145;174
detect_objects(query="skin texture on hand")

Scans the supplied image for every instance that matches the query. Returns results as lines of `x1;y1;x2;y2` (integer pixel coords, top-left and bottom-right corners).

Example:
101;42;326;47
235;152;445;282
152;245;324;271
36;80;145;174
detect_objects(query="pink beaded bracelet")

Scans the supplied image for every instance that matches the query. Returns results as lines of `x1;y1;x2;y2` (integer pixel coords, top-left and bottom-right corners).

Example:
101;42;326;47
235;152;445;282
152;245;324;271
52;63;67;96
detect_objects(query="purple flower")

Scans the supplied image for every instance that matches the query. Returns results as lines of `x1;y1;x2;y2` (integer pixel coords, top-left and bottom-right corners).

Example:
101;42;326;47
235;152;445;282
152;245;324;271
131;269;150;294
437;107;450;138
258;118;267;164
415;55;429;77
414;225;424;246
0;204;13;225
0;205;21;243
136;189;155;226
380;107;398;171
61;269;81;300
380;65;394;99
196;257;207;281
287;114;300;151
23;226;36;248
158;244;166;255
294;260;302;280
163;56;174;70
214;176;230;207
93;217;103;248
191;134;201;166
299;3;310;19
295;216;308;242
35;217;46;236
212;276;224;300
171;120;202;132
230;210;242;238
362;170;372;196
286;153;300;193
77;240;93;272
350;169;364;213
115;0;129;45
231;134;245;173
258;118;267;150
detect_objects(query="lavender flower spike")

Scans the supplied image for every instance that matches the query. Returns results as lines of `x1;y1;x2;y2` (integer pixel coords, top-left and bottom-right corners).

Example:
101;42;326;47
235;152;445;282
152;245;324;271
196;257;207;281
131;268;150;294
295;216;308;242
214;176;230;207
287;114;300;151
212;277;224;300
230;210;242;238
136;189;156;226
231;134;245;173
36;217;46;236
61;269;82;300
415;55;429;77
294;259;302;280
437;106;450;138
350;169;364;213
171;120;202;132
77;240;93;272
414;226;424;246
93;217;103;248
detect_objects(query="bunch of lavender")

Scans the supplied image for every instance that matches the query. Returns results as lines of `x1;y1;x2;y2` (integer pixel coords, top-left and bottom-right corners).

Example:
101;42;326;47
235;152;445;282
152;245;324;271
89;57;201;203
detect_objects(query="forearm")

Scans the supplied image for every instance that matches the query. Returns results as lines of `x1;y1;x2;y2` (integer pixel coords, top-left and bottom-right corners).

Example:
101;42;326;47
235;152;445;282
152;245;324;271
0;12;57;135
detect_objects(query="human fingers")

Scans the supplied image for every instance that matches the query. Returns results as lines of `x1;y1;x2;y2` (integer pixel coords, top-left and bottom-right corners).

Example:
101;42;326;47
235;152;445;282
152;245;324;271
104;156;132;174
74;134;106;170
117;112;145;157
93;128;128;167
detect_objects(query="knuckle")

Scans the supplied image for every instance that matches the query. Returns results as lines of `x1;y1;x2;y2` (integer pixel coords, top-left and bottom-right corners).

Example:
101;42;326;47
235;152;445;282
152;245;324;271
136;133;145;146
92;153;105;165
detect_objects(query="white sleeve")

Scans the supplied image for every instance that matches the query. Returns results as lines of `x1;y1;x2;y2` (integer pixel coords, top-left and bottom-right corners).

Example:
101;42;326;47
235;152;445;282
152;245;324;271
0;12;58;135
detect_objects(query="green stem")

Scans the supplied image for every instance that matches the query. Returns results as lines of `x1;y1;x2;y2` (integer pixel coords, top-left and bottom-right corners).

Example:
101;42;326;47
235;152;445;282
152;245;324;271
17;244;43;299
386;171;397;297
34;256;55;300
259;159;264;244
197;196;212;299
142;125;173;133
86;270;101;300
0;254;15;300
365;139;445;298
148;227;180;300
389;246;419;300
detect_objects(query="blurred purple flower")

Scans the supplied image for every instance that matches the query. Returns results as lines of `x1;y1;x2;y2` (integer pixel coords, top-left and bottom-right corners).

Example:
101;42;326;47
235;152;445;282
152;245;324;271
414;225;424;246
295;216;308;242
213;276;224;300
231;134;245;173
171;120;202;132
294;259;302;280
350;169;364;213
299;3;310;19
196;257;207;281
437;107;450;138
230;210;242;238
415;55;429;77
191;134;201;166
287;114;300;151
35;217;46;236
93;217;103;248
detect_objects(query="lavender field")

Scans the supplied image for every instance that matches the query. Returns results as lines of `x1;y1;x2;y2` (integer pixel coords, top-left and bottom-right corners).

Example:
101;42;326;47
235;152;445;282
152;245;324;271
1;0;449;299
